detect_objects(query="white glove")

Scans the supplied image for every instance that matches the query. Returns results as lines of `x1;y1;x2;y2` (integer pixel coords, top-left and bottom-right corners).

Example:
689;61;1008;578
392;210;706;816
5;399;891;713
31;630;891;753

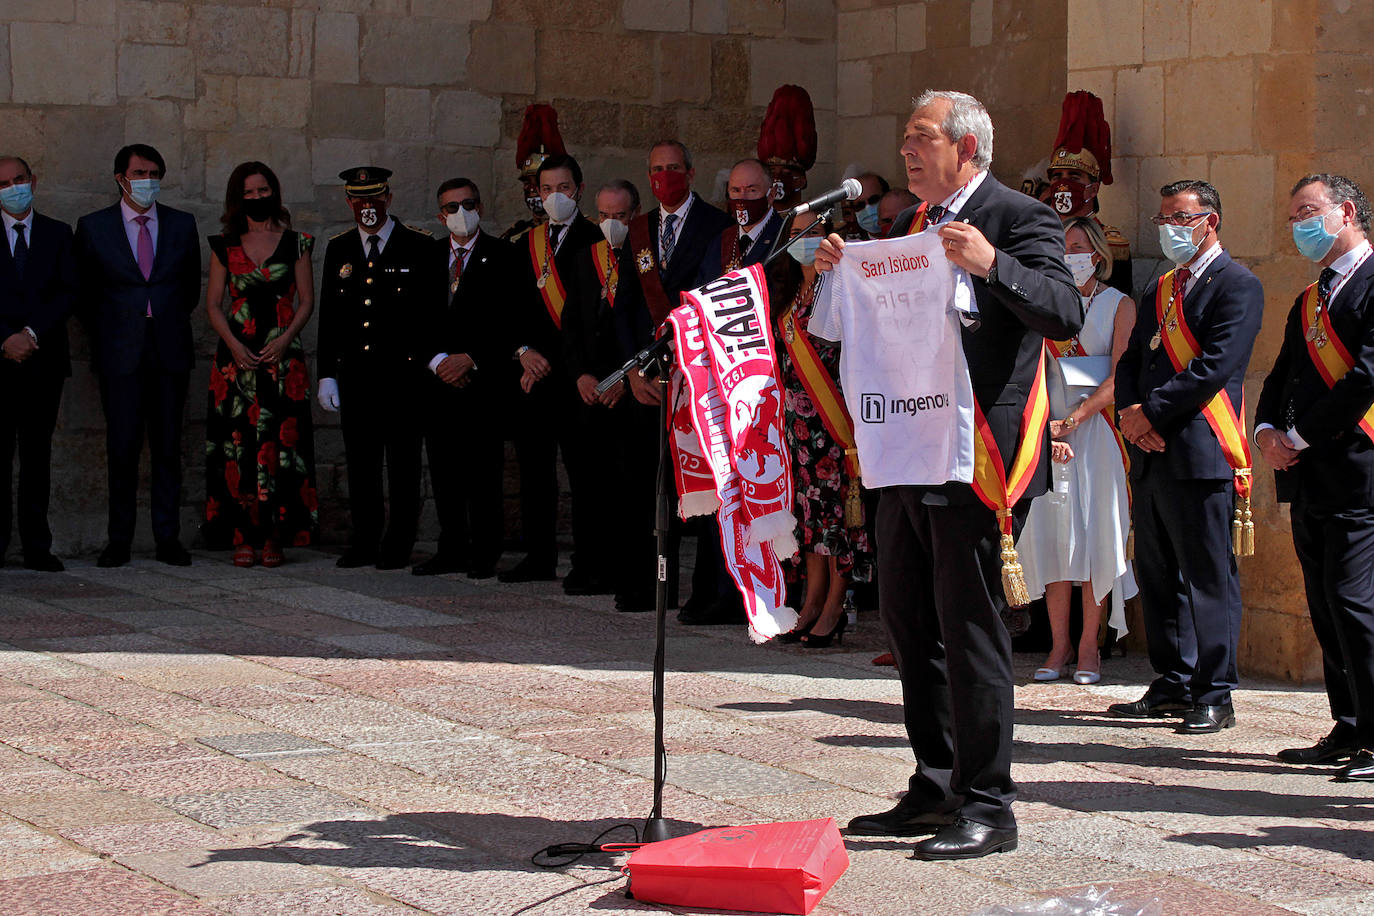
317;377;340;412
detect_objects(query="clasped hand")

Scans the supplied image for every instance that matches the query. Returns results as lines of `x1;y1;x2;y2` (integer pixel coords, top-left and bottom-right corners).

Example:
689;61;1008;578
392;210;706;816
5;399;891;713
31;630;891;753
1118;404;1165;452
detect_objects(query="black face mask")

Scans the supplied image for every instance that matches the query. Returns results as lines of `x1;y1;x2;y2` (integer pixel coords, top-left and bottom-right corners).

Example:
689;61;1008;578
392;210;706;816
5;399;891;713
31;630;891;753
243;196;278;223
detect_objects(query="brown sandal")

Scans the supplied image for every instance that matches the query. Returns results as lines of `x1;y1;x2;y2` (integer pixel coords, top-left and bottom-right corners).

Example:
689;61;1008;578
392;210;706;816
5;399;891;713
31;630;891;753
233;545;257;568
261;541;283;568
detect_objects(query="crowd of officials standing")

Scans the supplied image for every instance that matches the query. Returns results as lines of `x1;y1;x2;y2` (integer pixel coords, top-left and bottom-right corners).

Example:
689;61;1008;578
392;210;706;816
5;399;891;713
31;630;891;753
3;84;1374;859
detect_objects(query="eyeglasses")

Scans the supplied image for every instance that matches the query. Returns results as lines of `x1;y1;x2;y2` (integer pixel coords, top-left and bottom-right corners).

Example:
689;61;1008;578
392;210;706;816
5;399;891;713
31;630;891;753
1287;204;1338;225
440;200;479;214
1149;211;1211;227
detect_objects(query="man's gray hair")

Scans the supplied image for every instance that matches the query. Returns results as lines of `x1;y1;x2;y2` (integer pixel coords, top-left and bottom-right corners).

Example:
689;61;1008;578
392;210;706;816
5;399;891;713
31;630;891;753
912;90;994;171
1292;173;1372;234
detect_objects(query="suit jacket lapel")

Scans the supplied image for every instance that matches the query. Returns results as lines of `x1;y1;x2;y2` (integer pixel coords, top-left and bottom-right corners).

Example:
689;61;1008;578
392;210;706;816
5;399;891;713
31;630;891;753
1331;254;1374;319
1183;248;1230;320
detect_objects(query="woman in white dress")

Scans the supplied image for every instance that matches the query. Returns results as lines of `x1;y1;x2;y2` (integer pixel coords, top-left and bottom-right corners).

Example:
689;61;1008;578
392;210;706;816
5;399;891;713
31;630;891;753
1018;217;1138;684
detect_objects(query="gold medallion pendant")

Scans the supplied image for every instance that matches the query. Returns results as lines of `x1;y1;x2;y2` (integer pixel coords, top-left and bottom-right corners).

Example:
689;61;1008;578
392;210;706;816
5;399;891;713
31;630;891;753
1148;332;1161;351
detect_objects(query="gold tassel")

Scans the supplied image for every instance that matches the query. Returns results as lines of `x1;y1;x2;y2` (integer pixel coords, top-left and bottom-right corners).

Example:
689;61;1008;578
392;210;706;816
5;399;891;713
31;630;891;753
1239;495;1255;557
1000;533;1031;608
1126;526;1135;562
844;479;863;528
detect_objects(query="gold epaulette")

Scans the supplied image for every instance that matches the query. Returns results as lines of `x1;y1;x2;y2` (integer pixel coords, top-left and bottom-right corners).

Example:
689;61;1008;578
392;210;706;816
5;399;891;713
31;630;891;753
504;220;535;243
1099;220;1132;260
329;227;354;241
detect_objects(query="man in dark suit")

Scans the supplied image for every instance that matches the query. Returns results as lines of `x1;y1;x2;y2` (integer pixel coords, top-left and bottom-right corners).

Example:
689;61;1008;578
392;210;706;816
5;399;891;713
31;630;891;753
412;177;517;579
315;166;446;570
620;140;735;621
1256;174;1374;781
0;156;77;571
501;154;605;587
1111;179;1264;734
816;90;1082;859
74;144;201;568
677;157;786;624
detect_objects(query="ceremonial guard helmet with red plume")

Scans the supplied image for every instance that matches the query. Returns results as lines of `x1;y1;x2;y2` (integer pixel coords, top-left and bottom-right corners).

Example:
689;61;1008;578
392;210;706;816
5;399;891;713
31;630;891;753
758;84;818;209
516;103;566;179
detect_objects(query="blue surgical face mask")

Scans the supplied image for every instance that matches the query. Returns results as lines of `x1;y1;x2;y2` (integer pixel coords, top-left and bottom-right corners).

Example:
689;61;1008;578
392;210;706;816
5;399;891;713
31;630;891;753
125;177;160;209
0;182;34;216
1158;220;1204;266
1292;206;1342;262
857;203;881;235
787;235;823;266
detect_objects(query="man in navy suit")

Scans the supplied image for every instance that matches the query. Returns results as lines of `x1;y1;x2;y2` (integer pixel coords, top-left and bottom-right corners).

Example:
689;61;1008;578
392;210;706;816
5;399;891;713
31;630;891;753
1256;174;1374;780
75;144;201;568
0;156;77;571
681;157;784;624
1111;179;1264;733
619;140;734;620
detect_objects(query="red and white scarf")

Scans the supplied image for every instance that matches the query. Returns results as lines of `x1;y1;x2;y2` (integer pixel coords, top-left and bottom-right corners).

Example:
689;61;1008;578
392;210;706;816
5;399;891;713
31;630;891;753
668;265;797;642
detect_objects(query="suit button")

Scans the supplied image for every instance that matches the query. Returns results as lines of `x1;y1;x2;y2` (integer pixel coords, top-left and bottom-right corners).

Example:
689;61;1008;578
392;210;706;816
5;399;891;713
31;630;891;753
365;277;373;285
364;298;371;305
363;344;370;351
363;321;370;328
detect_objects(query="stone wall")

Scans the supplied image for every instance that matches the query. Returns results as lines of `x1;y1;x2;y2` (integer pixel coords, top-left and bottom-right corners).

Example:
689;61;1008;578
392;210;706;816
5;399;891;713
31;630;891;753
0;0;838;555
836;0;1068;199
1067;0;1374;681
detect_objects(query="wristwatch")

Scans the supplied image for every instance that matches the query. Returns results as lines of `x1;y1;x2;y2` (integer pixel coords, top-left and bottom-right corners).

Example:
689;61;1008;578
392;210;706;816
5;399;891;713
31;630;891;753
515;345;530;358
984;261;998;285
1062;415;1077;430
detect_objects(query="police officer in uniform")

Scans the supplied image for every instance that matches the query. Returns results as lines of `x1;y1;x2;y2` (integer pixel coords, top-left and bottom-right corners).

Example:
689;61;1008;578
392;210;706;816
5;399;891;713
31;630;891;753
316;167;446;569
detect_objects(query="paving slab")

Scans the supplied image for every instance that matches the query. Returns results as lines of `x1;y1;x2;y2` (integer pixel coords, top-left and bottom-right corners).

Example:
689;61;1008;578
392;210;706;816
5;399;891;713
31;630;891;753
2;545;1373;915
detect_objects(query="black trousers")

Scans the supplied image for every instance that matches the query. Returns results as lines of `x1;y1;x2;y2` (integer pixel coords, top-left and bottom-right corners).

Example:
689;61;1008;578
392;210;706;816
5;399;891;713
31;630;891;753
877;488;1023;830
512;380;609;576
424;379;504;568
98;323;189;547
339;368;423;556
1133;473;1241;707
1292;500;1374;748
614;397;693;603
0;367;63;556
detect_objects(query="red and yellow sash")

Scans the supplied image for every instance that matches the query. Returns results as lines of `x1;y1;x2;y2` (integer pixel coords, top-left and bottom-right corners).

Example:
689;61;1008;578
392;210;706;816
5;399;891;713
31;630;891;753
969;347;1051;606
628;214;673;325
778;286;863;527
591;239;620;309
1154;269;1254;555
528;224;568;328
905;201;930;235
1301;280;1374;443
1047;337;1081;357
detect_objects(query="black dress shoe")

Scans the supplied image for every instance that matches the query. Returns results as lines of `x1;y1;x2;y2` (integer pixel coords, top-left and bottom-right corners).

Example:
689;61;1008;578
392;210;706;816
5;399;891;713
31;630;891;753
466;565;497;580
336;547;378;568
845;803;956;837
97;544;130;568
23;553;65;572
498;559;557;583
154;540;192;566
1277;733;1360;765
376;551;411;570
1107;694;1193;718
912;818;1018;860
1336;749;1374;781
411;554;467;576
1177;703;1236;734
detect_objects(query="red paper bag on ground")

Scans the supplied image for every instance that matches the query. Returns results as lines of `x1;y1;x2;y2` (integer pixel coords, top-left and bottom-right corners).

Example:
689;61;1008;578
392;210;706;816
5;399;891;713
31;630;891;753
626;818;849;915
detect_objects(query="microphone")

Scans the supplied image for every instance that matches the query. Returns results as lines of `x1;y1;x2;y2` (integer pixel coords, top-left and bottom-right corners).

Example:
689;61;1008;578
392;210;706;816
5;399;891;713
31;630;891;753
788;178;863;217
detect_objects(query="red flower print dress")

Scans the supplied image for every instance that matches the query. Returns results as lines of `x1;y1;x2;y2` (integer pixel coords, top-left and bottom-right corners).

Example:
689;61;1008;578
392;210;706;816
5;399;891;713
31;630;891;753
204;231;319;548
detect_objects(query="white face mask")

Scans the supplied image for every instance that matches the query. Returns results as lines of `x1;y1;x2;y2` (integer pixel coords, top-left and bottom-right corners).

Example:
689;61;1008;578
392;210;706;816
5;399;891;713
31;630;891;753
445;207;480;238
600;218;629;248
543;191;579;224
1064;252;1097;287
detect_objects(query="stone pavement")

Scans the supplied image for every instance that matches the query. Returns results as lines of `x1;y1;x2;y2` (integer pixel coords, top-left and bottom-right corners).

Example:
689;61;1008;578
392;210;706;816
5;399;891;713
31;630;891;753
1;547;1372;916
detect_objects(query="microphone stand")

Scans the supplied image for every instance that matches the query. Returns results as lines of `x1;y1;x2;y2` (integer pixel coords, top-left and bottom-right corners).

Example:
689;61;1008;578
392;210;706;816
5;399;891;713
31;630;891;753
591;204;831;845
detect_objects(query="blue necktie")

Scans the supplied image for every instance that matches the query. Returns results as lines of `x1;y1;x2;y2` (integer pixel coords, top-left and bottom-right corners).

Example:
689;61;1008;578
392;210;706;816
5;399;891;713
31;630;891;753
12;223;28;280
661;213;678;268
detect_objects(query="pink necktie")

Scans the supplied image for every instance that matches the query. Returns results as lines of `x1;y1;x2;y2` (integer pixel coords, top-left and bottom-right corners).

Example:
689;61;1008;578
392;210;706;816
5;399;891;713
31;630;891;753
135;214;153;316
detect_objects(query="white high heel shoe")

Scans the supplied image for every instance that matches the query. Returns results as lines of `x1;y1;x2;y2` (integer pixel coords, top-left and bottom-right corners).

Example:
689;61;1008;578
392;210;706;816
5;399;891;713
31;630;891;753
1072;669;1101;685
1033;665;1068;682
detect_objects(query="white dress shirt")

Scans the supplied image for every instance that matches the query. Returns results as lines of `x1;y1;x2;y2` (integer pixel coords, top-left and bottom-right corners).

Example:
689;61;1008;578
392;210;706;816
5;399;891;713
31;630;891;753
658;191;695;261
120;198;158;260
3;209;33;256
357;215;397;254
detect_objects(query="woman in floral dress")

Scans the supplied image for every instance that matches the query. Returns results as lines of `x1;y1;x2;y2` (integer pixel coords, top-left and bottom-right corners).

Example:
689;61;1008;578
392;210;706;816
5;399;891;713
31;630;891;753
770;219;874;647
203;161;318;567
